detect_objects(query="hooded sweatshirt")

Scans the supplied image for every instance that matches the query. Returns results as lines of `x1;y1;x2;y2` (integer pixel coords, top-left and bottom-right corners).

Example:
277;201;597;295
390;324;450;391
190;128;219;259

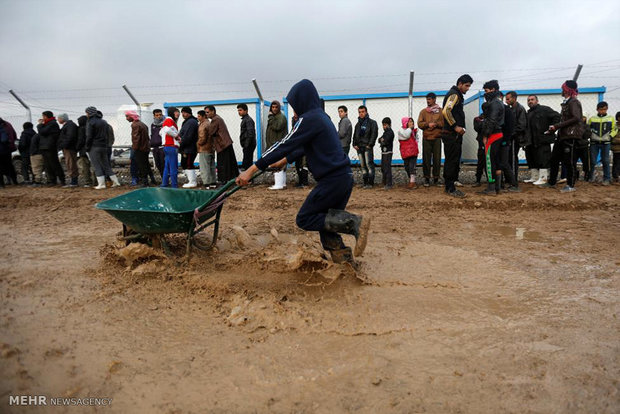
398;117;419;159
255;79;350;180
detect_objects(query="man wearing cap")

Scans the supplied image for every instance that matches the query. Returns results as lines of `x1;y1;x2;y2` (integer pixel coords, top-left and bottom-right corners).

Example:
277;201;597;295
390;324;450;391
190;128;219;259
544;80;584;192
57;113;79;187
178;106;199;188
125;110;151;187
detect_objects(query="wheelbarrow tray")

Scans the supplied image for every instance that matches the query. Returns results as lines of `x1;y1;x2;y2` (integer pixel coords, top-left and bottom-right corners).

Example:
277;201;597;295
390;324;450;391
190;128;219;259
95;187;220;234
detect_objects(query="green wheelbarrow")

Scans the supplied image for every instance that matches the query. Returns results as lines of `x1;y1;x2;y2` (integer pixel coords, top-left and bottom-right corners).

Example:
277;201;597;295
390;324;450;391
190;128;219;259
95;175;258;258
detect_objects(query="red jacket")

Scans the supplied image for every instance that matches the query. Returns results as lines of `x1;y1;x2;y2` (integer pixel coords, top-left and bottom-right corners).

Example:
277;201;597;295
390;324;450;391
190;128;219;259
161;117;179;147
398;127;419;159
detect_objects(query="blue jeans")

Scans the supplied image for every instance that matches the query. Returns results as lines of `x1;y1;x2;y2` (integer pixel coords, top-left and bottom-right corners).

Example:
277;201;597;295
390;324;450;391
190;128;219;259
161;146;178;188
590;142;610;181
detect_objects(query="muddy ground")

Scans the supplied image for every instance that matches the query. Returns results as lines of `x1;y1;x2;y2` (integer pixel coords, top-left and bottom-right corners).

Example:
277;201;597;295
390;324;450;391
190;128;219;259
0;173;619;413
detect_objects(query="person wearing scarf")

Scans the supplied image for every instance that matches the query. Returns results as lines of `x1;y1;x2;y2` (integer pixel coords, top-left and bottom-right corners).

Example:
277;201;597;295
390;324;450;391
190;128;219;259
125;110;151;187
477;80;505;196
418;92;444;186
150;109;166;181
543;80;584;192
265;100;288;190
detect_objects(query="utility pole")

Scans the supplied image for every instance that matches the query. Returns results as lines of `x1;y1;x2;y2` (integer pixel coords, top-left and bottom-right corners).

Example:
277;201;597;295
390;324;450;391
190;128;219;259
572;64;583;82
122;85;141;119
408;71;415;118
252;78;265;153
8;90;32;123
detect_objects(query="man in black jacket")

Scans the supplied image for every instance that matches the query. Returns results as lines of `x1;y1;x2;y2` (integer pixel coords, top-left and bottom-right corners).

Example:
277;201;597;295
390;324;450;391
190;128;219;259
179;106;199;188
506;91;528;181
75;115;93;187
352;105;378;188
18;122;35;184
477;80;505;195
150;109;165;180
237;103;256;171
57;113;79;187
498;92;519;191
36;111;65;186
442;74;473;197
525;95;561;185
85;106;120;189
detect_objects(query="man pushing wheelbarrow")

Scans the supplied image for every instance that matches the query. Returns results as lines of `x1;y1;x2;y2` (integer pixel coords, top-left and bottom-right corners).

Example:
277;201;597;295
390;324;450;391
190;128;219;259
236;79;370;265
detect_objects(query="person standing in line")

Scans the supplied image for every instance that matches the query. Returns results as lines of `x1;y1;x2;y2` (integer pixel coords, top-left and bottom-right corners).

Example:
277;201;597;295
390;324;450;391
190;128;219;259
125;110;151;187
525;95;560;185
574;116;592;182
338;105;352;156
265;100;288;190
352;105;378;188
543;80;584;193
205;105;239;184
0;117;18;186
196;110;216;189
85;106;120;189
498;92;519;192
398;117;419;189
505;91;528;182
75;115;93;187
378;117;394;190
477;80;505;196
57;113;79;187
441;74;473;197
150;109;166;181
36;111;65;186
160;107;180;188
178;107;199;188
612;112;620;183
587;101;616;185
18;122;35;184
29;132;44;187
237;103;256;171
418;92;444;187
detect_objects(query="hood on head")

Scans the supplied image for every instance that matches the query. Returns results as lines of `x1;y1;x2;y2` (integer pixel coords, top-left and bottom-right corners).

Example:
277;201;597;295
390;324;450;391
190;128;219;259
401;117;410;129
285;79;321;116
77;115;87;127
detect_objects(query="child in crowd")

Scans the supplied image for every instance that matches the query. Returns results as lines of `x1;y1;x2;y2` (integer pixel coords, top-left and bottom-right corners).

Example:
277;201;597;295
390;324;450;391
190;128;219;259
378;117;394;189
398;117;419;189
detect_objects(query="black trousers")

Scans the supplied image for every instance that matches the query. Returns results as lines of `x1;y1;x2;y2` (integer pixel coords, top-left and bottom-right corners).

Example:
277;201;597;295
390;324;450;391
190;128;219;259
510;141;520;179
0;152;17;185
241;142;255;170
41;149;65;184
549;139;577;187
442;133;462;192
476;140;485;182
216;145;239;183
613;152;620;179
134;150;150;184
294;156;309;186
532;144;551;169
152;146;165;178
180;152;197;170
422;138;441;179
19;151;32;182
296;172;353;251
500;143;517;186
381;153;393;187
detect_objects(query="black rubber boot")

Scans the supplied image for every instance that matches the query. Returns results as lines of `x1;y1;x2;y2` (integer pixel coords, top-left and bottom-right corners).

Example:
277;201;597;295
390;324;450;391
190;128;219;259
478;181;497;196
324;209;370;257
330;247;355;265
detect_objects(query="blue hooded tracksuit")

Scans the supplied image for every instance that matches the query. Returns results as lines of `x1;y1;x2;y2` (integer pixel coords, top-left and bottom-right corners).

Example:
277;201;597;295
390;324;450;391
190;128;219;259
255;79;353;250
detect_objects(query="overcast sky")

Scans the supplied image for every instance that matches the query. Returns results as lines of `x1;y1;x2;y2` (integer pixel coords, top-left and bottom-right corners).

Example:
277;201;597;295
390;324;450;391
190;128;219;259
1;0;619;117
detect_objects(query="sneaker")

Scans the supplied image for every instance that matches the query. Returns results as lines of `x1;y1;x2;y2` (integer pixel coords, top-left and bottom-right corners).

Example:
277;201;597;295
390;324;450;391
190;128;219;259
560;185;576;193
447;189;466;198
454;181;463;187
423;178;430;187
602;180;611;186
507;186;521;193
477;188;497;196
538;183;556;188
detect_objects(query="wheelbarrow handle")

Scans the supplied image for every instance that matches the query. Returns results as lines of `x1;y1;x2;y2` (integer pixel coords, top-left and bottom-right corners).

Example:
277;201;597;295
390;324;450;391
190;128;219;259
195;171;264;213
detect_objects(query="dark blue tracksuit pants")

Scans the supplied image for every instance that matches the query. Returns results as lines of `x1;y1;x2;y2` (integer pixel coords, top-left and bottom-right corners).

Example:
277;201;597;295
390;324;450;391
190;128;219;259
296;171;353;251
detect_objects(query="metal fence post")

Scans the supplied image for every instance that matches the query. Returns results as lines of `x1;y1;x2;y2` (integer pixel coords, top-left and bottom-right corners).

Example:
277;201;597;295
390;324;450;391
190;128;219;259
8;90;32;123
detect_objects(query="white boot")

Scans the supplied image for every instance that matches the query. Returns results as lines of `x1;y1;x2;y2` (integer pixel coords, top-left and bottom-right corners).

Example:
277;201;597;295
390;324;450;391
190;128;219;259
269;170;286;190
533;169;548;185
110;175;121;187
524;169;538;183
94;176;106;190
183;170;197;188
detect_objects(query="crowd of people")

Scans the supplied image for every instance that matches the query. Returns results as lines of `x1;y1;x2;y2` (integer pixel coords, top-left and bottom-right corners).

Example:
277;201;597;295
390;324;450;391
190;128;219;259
0;75;618;195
